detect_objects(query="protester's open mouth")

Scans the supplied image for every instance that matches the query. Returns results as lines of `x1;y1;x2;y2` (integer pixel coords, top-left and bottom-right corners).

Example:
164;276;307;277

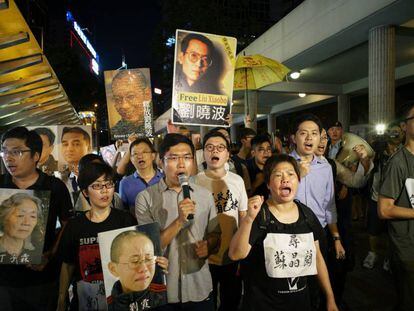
7;165;17;173
304;143;313;150
211;156;220;162
138;160;145;165
280;186;292;197
317;145;325;152
100;196;110;202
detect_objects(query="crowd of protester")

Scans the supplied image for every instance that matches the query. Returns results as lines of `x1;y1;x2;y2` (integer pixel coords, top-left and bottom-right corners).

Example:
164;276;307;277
0;100;413;311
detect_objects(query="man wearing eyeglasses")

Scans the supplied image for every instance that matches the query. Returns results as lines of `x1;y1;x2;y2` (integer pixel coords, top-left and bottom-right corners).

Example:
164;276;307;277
110;69;152;140
136;133;220;310
195;130;247;311
119;138;163;214
0;126;72;310
379;101;414;310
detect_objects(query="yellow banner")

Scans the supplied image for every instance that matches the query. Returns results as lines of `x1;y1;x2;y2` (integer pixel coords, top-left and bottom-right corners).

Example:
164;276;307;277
177;91;228;106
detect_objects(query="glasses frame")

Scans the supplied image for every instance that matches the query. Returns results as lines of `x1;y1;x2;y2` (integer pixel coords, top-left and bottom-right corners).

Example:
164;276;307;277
184;51;212;67
116;255;156;269
131;151;153;158
89;181;115;190
0;149;31;158
204;144;227;152
163;155;194;163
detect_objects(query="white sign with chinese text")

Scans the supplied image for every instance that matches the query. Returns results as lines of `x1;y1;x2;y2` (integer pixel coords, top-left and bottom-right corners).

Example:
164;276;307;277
263;232;317;278
405;178;414;208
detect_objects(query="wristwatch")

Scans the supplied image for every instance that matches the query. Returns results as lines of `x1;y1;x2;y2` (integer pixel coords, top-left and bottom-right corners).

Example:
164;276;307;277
332;236;341;241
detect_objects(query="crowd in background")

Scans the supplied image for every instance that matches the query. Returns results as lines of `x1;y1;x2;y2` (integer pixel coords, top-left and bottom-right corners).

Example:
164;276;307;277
0;100;413;311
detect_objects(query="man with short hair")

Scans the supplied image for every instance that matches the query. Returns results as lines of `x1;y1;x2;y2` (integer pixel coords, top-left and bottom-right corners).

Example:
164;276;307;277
136;134;220;310
327;121;343;159
0;126;72;310
379;101;414;310
111;69;152;139
34;127;58;175
246;134;273;197
289;114;345;258
195;130;247;311
233;127;256;165
60;126;92;209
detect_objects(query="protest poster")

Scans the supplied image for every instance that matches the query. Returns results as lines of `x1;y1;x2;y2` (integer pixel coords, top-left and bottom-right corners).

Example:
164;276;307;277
104;68;154;140
55;125;93;172
0;189;50;265
172;29;237;127
27;126;59;175
98;222;167;310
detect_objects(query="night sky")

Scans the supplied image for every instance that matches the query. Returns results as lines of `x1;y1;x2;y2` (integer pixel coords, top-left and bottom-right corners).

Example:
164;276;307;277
67;1;162;84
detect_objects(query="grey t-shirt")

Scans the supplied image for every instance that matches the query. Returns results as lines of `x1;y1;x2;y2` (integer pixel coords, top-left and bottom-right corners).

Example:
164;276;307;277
379;147;414;261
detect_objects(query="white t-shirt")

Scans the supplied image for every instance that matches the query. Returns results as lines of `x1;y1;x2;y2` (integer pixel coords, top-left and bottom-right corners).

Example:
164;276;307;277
195;171;248;265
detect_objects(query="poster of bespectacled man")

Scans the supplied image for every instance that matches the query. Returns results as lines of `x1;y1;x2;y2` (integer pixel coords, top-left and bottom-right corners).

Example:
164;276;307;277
0;189;50;265
104;68;154;140
172;29;237;127
98;222;167;311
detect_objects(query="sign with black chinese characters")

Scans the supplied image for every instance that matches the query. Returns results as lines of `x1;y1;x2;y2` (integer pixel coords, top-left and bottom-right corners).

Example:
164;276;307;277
98;222;167;311
0;189;50;265
104;68;154;140
263;233;317;278
172;29;237;127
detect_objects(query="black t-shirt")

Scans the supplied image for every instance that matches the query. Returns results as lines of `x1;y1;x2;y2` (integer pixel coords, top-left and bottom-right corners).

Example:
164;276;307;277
0;170;73;287
59;208;137;309
241;203;321;311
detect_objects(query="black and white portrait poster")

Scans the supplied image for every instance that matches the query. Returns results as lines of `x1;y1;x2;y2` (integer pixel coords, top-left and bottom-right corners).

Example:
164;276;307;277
98;222;167;310
0;189;50;265
172;29;237;127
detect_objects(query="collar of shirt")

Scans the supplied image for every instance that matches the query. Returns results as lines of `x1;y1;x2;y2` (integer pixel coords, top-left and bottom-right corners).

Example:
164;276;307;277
1;169;45;189
290;150;323;165
158;177;194;193
133;168;163;179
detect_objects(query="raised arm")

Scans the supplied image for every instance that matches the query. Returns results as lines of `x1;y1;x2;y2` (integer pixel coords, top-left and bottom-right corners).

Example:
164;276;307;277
229;195;263;260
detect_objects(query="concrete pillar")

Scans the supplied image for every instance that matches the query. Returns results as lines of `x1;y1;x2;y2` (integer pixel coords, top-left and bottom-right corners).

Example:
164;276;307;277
337;95;350;132
200;126;208;140
230;124;237;144
368;25;395;126
246;90;258;132
267;113;276;135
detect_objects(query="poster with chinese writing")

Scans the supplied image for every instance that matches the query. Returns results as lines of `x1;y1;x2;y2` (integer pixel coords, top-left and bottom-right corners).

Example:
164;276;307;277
172;29;237;127
98;222;167;310
0;189;50;265
104;68;154;140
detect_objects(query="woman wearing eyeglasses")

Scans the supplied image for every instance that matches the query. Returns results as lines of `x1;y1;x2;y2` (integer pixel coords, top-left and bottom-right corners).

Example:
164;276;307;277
57;162;137;311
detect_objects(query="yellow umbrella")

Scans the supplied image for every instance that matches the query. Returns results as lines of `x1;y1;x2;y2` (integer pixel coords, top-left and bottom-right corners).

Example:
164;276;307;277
233;54;290;90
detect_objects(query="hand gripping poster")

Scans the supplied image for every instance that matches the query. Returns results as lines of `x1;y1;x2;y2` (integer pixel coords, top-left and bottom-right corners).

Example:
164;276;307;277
0;189;50;265
172;29;237;127
98;222;167;311
104;68;154;140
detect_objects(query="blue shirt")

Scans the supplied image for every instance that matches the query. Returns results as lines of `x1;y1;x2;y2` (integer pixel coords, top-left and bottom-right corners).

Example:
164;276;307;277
290;150;337;227
119;169;164;213
328;140;342;159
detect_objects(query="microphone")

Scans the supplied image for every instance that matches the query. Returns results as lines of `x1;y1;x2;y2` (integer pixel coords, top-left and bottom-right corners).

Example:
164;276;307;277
178;173;193;220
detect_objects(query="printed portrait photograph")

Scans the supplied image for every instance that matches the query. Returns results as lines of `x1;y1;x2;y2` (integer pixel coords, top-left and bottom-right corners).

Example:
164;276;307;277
98;222;167;310
172;29;237;127
27;126;59;176
56;125;93;172
0;189;50;265
104;68;154;140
